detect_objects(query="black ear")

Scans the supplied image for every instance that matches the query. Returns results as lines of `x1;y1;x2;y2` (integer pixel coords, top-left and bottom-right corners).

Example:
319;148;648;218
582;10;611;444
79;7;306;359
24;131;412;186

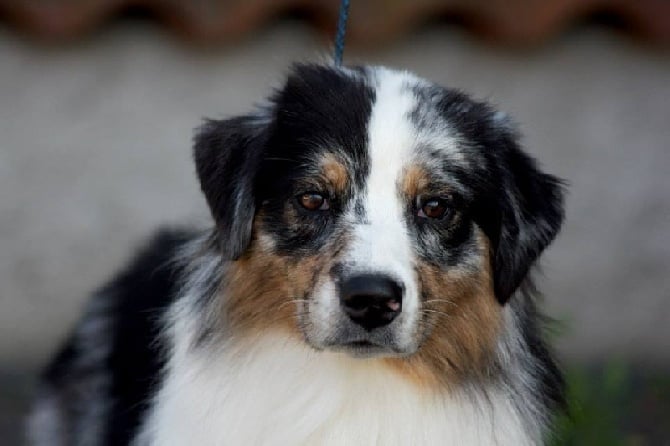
493;147;565;303
193;116;267;260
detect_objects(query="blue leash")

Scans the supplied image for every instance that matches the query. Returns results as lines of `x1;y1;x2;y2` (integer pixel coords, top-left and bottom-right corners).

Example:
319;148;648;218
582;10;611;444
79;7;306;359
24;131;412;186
333;0;350;66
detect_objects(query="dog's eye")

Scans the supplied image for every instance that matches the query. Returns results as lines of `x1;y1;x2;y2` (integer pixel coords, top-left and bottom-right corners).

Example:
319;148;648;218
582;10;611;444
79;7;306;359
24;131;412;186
417;197;450;219
298;192;330;211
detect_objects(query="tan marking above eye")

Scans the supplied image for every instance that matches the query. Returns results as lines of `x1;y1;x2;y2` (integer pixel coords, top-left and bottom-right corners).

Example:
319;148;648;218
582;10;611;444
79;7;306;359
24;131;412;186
401;164;430;198
320;154;348;193
299;192;330;211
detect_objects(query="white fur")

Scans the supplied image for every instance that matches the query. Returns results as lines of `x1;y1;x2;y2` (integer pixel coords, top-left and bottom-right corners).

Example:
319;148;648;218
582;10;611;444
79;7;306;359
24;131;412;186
135;233;537;445
136;317;533;446
347;69;420;348
26;393;66;446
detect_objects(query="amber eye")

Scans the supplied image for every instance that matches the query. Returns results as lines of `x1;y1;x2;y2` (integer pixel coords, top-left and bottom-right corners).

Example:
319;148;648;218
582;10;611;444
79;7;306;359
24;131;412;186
298;192;330;211
418;197;450;219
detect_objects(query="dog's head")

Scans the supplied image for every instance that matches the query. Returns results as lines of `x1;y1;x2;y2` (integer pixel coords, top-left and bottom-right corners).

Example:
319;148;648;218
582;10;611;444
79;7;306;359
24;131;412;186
194;65;563;372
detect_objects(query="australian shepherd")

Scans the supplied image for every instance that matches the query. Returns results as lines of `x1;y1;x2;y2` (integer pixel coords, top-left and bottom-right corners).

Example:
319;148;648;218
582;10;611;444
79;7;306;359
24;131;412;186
28;64;566;445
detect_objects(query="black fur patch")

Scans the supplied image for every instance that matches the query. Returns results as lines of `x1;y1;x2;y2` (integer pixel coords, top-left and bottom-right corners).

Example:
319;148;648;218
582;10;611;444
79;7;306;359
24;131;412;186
38;229;193;445
194;117;268;260
258;64;375;256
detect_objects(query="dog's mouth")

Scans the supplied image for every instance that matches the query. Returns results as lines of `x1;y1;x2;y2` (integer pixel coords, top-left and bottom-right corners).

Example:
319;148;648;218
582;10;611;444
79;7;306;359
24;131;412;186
338;341;387;358
346;340;375;348
326;339;404;358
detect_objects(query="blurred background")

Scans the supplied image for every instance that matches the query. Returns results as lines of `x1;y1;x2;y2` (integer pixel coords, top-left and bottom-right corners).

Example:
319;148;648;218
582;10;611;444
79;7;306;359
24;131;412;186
0;1;669;444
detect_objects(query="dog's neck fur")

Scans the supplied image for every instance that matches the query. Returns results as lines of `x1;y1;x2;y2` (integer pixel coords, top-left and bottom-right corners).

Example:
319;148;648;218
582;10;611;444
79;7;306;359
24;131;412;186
134;284;546;446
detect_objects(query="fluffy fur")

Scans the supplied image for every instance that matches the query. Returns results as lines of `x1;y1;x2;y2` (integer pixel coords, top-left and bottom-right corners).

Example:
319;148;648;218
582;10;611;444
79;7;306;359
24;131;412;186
28;64;566;445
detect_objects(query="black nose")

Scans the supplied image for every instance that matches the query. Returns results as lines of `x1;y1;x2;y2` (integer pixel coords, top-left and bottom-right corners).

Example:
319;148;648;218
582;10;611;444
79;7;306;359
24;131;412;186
339;274;403;331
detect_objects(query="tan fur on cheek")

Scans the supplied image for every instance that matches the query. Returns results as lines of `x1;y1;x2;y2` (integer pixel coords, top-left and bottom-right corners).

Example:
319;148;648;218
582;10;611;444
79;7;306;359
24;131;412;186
221;225;335;338
387;232;502;389
221;247;293;336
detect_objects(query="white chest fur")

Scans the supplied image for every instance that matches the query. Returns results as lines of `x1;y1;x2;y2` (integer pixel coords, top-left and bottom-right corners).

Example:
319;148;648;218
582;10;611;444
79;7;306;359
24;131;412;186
135;333;533;446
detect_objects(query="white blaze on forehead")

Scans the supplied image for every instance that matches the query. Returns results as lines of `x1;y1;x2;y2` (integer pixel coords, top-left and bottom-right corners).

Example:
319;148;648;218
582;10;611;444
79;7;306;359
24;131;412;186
365;68;418;220
344;68;422;344
350;68;417;268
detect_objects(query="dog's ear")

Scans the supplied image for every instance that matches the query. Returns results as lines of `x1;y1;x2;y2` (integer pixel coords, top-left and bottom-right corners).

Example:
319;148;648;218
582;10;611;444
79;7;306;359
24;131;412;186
193;116;267;260
438;95;565;304
493;145;565;303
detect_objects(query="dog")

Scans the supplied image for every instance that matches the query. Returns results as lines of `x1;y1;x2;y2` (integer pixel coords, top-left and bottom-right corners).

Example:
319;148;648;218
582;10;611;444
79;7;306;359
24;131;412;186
27;64;566;445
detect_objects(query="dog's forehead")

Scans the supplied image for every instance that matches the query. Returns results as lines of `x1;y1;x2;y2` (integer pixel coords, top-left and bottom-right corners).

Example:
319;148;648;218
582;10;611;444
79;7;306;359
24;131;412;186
256;64;507;212
365;67;469;168
272;66;474;184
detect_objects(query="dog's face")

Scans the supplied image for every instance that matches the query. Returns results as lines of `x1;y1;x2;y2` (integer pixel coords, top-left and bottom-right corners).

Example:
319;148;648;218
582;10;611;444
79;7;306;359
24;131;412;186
194;65;563;371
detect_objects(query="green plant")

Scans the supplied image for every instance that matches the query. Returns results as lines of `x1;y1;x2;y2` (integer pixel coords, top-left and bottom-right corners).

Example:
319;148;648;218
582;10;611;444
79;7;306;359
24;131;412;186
550;361;638;446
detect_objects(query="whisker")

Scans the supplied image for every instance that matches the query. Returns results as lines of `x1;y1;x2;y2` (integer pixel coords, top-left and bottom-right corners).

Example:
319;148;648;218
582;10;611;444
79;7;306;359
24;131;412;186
420;309;452;318
423;299;458;307
276;299;309;311
249;310;310;328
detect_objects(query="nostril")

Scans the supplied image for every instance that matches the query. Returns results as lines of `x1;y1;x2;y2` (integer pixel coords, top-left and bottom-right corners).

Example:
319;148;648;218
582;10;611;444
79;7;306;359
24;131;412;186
342;294;400;313
339;274;404;331
386;299;401;312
